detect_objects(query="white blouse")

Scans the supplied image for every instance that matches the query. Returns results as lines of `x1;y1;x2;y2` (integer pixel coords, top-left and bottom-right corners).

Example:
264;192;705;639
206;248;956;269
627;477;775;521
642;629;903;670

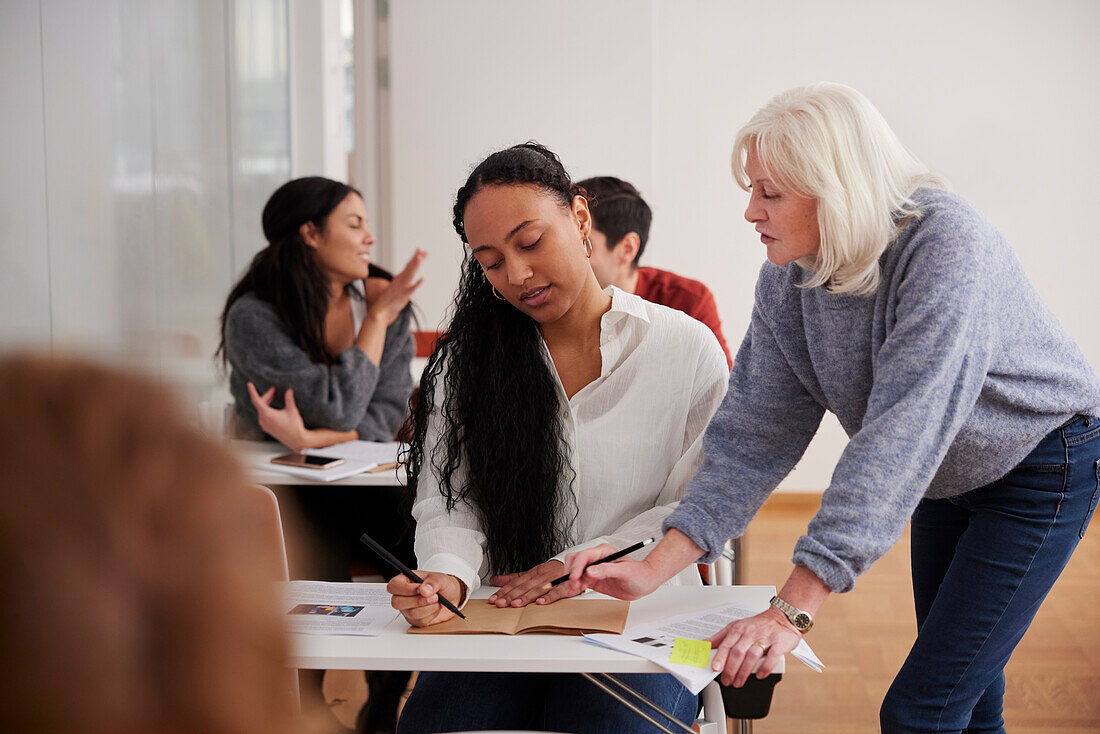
350;279;367;331
412;287;730;595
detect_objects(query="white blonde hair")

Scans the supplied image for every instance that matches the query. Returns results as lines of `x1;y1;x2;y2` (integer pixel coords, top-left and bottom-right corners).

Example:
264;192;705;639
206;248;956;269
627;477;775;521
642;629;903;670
732;82;946;295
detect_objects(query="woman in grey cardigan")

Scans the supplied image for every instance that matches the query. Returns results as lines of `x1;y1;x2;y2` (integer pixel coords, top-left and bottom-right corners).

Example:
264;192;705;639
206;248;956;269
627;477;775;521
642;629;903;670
565;83;1100;733
219;177;424;449
217;176;424;733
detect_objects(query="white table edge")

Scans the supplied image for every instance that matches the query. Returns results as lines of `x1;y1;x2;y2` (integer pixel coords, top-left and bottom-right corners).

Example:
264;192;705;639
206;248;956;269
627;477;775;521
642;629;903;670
233;439;408;486
287;585;785;675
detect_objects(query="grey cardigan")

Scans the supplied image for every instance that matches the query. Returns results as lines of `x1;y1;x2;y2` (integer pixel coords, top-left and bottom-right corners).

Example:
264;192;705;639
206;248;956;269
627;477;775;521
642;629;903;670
224;291;415;442
665;188;1100;593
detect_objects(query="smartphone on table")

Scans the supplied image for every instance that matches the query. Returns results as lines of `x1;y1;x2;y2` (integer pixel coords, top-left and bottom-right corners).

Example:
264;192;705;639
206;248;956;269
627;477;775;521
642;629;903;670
270;452;345;470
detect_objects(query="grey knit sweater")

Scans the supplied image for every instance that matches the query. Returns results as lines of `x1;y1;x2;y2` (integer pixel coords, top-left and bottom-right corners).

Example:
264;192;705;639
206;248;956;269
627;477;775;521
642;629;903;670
224;292;415;442
664;189;1100;593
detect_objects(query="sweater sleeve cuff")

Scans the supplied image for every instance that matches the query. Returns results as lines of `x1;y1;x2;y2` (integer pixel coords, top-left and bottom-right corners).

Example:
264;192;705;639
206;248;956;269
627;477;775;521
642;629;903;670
662;503;724;564
344;344;380;375
419;553;481;607
792;534;857;594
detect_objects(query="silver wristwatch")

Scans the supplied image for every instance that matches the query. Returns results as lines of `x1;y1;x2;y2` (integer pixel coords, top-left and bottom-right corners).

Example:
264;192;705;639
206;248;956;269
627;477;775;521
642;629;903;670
769;595;813;632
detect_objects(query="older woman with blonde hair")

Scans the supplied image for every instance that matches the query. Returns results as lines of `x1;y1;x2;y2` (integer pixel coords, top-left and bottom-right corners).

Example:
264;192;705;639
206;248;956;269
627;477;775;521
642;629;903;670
566;83;1100;732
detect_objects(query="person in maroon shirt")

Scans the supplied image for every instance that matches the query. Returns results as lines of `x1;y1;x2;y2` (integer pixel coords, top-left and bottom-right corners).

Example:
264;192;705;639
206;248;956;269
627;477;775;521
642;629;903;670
578;176;732;367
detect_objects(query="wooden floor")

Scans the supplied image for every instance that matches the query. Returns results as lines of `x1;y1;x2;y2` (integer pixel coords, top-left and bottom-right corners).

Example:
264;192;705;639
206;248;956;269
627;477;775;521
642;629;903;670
742;494;1100;733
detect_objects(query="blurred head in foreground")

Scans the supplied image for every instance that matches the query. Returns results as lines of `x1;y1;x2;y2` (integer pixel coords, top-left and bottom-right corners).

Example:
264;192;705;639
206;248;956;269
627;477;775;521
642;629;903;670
0;353;299;734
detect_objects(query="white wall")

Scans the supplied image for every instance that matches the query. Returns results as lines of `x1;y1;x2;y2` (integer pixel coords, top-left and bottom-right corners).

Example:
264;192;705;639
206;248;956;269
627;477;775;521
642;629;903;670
0;0;291;406
382;0;1100;490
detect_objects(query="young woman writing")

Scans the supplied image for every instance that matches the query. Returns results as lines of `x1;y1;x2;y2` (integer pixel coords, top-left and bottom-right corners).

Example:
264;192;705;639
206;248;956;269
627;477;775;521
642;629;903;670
387;143;729;733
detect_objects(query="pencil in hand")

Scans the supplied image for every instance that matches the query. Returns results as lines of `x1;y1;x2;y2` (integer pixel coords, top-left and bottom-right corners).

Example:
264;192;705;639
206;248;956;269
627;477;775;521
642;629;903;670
549;537;656;587
360;532;466;620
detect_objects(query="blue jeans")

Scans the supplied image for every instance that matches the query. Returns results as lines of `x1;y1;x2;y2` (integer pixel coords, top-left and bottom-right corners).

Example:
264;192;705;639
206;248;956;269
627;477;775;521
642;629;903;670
396;671;698;733
881;416;1100;733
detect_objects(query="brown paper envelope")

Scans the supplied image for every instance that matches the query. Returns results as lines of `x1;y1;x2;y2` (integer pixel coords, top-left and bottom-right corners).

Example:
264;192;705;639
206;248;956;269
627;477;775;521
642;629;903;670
407;604;524;635
407;598;629;636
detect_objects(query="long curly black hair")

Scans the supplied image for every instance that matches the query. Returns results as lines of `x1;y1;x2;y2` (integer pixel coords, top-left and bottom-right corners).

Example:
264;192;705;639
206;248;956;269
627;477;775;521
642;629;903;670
404;143;585;576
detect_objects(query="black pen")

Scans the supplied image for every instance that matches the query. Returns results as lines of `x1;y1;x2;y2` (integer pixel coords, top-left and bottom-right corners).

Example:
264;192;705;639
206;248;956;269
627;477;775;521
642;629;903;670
549;536;656;587
360;532;467;620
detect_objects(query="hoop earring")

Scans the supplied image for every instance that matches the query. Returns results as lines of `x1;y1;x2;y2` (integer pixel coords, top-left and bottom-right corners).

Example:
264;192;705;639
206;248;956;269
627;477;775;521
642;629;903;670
583;236;593;258
492;286;506;301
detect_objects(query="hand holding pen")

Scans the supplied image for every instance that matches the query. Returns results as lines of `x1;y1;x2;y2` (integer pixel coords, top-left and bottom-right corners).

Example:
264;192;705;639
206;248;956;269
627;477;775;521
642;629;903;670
362;532;467;625
487;538;656;608
552;537;655;586
386;571;467;627
561;537;664;601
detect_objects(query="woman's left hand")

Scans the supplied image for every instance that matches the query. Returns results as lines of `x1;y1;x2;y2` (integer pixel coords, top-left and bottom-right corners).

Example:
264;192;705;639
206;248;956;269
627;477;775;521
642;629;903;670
708;606;804;687
248;382;308;450
363;249;426;327
488;560;583;607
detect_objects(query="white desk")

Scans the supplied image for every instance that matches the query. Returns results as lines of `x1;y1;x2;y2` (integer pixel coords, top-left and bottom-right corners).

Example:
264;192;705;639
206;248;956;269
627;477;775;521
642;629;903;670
291;585;780;734
233;440;408;487
289;584;781;675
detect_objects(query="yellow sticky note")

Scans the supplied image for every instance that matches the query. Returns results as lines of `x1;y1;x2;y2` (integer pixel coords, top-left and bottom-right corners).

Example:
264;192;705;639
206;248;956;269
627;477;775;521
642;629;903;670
669;637;711;668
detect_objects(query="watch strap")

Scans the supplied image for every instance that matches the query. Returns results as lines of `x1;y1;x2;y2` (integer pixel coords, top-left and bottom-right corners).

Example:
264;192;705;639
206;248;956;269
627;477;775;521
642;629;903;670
769;594;813;631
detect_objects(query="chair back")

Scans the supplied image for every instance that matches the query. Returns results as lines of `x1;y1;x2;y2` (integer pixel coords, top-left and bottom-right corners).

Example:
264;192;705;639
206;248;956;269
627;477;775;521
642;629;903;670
250;484;290;581
247;485;298;710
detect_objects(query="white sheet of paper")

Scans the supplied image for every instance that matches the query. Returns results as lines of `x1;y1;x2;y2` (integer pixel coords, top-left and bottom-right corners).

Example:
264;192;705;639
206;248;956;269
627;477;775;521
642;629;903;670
585;601;824;694
255;455;376;482
308;440;403;466
284;581;399;636
250;441;404;482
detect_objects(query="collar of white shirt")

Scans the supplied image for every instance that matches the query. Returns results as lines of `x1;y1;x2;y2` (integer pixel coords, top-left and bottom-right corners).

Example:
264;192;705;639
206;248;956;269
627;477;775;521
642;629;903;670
598;286;651;377
603;285;651;329
538;286;653;393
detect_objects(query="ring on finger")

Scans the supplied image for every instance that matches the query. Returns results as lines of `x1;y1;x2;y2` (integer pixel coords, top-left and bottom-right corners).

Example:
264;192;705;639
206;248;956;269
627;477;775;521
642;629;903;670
751;640;767;650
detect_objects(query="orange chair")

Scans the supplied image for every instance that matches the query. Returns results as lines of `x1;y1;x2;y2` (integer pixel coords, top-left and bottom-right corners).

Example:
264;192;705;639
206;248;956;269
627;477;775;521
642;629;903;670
413;331;443;359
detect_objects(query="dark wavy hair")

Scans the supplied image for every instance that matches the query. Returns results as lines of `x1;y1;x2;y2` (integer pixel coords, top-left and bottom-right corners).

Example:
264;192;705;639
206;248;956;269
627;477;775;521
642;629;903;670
404;143;585;576
216;176;391;366
576;176;652;266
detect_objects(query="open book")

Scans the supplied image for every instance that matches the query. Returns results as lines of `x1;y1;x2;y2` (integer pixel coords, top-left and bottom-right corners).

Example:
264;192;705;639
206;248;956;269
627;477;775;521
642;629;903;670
407;598;629;636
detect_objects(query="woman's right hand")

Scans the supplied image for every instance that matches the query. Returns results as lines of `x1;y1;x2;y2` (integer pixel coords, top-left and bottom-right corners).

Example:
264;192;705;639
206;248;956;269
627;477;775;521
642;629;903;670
363;249;427;328
386;570;463;627
563;544;666;600
248;382;307;450
564;530;706;600
247;382;356;450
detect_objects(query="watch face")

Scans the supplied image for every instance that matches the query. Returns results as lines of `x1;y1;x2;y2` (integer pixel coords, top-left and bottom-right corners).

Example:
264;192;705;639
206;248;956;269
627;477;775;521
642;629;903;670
794;612;812;629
